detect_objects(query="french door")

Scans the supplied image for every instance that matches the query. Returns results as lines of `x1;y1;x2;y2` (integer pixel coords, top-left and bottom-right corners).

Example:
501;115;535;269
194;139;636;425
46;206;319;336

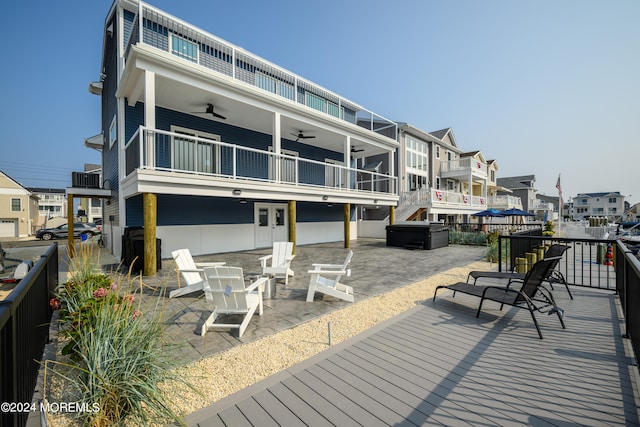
254;203;288;248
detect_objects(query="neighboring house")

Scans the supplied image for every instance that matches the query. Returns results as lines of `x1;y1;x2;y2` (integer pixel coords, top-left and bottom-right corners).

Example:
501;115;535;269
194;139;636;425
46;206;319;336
362;125;493;223
497;175;537;212
78;0;398;264
532;194;559;222
0;171;39;238
75;164;103;224
572;192;625;221
27;187;67;228
625;202;639;222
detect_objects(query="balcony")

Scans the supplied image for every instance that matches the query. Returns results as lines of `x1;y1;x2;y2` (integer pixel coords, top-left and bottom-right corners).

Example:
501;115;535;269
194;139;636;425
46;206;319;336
396;188;487;220
123;2;396;141
123;127;397;204
488;195;523;210
440;158;488;180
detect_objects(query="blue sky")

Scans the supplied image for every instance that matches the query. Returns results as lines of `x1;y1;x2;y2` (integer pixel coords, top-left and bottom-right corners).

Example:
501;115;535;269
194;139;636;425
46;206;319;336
1;0;638;205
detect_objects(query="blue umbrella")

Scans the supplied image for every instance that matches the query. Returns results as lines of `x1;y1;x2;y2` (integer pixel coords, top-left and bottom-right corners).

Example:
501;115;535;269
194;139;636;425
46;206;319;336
501;208;534;217
473;209;504;217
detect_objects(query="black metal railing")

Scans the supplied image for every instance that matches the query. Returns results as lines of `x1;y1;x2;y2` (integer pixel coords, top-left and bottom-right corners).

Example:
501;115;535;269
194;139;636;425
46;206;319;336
498;233;617;289
0;244;58;427
71;172;101;189
616;240;640;366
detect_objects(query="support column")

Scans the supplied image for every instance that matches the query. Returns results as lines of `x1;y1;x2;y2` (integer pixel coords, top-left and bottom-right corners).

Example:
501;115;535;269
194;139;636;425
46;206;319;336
344;203;351;248
67;194;75;258
144;71;156;167
143;193;157;277
389;205;395;225
273;112;281;182
288;200;297;255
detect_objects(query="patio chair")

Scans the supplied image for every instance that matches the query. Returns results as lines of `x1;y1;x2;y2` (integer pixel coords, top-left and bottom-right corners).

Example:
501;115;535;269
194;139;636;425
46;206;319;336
259;241;295;285
306;250;354;303
433;257;566;339
169;249;225;300
200;266;268;337
467;244;573;299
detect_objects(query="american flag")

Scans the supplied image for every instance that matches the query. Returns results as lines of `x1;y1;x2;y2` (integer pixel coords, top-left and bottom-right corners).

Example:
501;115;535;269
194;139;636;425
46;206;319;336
556;174;563;204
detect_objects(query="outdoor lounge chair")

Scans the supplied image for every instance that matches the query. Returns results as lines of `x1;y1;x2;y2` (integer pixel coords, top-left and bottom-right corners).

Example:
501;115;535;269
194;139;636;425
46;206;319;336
201;266;268;337
467;244;573;299
306;250;354;302
169;249;225;300
259;241;295;285
433;257;566;339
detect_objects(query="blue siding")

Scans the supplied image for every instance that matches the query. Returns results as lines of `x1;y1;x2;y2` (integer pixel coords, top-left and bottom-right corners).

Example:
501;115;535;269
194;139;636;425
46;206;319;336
126;196;351;227
126;195;255;226
123;10;135;48
297;202;349;222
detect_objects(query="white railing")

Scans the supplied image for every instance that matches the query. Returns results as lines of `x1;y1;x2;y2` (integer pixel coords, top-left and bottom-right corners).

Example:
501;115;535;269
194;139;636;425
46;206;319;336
126;2;396;141
488;195;523;209
124;127;396;196
395;188;487;220
440;158;487;176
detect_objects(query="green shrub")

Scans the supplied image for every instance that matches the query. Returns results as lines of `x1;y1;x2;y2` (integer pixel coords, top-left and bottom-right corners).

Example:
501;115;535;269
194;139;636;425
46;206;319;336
47;244;197;426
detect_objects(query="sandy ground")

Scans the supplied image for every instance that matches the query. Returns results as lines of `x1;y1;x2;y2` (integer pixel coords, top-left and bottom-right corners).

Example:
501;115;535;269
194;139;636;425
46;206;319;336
46;260;491;426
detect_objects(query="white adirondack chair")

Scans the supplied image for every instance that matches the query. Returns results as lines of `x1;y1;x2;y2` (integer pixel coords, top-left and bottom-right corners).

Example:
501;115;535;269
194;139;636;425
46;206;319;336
169;249;225;300
306;250;354;302
201;266;268;337
259;241;295;285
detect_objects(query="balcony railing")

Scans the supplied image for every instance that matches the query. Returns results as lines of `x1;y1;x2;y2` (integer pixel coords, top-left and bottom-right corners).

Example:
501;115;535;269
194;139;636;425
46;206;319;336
487;195;523;210
396;188;487;220
125;127;396;196
124;2;397;141
440;158;488;176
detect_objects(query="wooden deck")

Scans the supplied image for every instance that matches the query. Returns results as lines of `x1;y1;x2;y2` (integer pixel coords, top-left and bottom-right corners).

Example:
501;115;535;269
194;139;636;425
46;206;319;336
185;286;640;426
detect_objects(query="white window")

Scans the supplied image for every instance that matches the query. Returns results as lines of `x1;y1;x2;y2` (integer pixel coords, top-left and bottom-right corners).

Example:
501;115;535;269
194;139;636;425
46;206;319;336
11;198;21;211
109;116;117;148
435;145;440;159
170;126;220;174
170;34;198;63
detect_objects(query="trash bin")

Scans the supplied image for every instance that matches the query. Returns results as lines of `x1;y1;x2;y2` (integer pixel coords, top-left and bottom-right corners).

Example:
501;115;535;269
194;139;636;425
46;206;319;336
122;227;161;273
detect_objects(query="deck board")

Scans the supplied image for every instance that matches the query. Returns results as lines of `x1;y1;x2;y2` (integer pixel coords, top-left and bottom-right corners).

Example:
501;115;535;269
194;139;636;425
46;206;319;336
185;287;640;426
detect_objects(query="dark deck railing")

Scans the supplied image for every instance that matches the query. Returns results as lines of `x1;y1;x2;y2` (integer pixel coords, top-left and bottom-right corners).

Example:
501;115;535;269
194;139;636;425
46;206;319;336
616;240;640;367
0;243;58;427
498;232;617;289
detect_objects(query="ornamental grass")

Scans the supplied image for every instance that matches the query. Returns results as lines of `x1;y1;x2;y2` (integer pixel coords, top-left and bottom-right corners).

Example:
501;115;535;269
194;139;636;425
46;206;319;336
45;243;198;426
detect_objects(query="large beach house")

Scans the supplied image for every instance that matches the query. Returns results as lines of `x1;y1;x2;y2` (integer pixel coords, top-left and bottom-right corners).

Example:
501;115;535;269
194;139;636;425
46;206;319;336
81;0;398;273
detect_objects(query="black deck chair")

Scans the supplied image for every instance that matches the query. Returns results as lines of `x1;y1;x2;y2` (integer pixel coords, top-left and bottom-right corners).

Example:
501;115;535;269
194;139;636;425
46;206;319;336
467;244;573;299
433;257;566;339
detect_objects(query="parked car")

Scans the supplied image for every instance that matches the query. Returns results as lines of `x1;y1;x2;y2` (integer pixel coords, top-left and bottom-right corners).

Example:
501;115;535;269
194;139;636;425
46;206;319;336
36;223;101;241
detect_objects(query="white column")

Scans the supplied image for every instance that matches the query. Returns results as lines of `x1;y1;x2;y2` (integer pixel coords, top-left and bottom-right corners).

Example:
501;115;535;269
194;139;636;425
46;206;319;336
344;136;351;189
273;112;281;182
144;70;156;168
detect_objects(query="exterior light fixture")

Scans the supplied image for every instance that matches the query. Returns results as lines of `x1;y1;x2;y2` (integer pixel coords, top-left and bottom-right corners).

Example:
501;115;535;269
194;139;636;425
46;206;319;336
232;189;242;196
240;199;247;204
322;195;328;200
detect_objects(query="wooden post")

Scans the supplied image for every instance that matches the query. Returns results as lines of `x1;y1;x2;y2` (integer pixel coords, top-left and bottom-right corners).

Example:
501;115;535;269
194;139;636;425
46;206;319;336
344;203;351;248
288;200;296;255
143;193;157;277
67;194;75;258
389;205;395;226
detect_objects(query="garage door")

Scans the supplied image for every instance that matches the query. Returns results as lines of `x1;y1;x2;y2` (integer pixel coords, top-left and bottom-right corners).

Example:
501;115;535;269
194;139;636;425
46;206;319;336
0;219;17;237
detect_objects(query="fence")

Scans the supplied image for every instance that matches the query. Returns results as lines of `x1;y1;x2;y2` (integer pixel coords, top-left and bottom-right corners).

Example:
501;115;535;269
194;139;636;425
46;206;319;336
498;232;617;289
0;243;58;427
616;240;640;367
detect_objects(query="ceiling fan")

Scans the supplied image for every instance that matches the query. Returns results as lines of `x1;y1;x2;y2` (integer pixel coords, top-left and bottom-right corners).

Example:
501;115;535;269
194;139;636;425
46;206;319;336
191;103;226;120
292;131;315;142
351;146;364;153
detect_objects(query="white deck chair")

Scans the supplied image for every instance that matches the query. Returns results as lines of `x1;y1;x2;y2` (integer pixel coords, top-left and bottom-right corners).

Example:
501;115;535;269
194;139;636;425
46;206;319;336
306;250;354;302
169;249;225;300
201;266;268;337
259;241;295;285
